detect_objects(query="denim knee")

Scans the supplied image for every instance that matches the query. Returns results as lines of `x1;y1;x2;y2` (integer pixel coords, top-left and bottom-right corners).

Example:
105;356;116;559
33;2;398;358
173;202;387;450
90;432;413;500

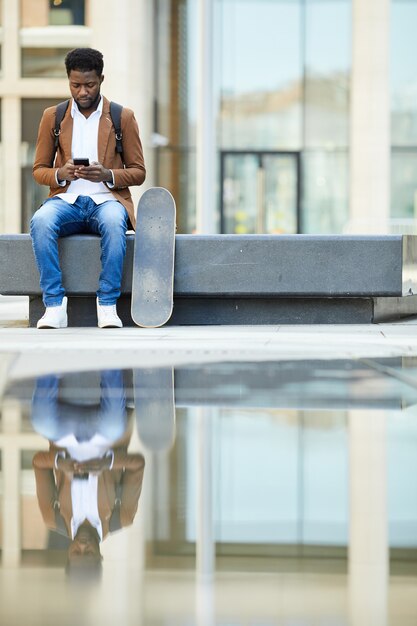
100;214;128;236
95;202;128;233
30;211;42;235
30;208;55;237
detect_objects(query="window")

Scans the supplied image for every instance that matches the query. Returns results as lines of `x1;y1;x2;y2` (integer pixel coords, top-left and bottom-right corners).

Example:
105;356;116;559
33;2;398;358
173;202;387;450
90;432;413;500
21;48;72;78
20;0;86;27
49;0;85;25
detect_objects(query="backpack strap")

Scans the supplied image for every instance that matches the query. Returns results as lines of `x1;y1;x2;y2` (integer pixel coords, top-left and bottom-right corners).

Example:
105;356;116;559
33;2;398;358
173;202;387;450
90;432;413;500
53;99;70;154
52;99;124;163
53;494;70;538
108;478;123;533
109;101;123;157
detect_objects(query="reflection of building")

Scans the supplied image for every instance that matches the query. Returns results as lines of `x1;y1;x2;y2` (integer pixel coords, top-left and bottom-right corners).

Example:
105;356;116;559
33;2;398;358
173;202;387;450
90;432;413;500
2;358;417;622
0;0;415;236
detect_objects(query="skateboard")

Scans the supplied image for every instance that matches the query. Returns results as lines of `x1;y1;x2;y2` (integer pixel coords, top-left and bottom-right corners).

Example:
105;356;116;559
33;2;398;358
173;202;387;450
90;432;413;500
131;187;176;327
134;368;176;452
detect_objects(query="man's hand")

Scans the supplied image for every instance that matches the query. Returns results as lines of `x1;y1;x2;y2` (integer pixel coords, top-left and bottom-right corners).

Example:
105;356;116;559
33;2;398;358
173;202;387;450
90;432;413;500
74;161;113;184
56;457;78;476
75;456;113;475
57;159;78;183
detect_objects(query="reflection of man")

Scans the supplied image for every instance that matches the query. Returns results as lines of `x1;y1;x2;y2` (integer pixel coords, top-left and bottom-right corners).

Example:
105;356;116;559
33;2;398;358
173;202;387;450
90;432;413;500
31;370;145;571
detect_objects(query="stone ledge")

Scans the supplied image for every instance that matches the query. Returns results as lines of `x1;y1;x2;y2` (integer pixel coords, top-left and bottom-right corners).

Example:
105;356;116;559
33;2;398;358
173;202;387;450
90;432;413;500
27;294;417;327
1;233;416;297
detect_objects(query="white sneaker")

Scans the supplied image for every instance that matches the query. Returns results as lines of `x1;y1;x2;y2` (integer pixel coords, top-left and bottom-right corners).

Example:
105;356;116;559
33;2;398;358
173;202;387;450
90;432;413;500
97;298;123;328
37;297;68;329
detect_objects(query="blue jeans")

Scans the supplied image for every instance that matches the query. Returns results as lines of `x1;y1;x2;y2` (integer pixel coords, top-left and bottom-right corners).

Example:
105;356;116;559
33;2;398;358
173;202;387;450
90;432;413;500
30;195;128;306
31;370;128;443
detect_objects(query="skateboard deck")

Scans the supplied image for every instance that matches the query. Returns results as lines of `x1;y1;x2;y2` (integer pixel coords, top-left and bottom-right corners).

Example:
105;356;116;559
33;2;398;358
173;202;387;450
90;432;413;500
131;187;176;327
134;368;176;452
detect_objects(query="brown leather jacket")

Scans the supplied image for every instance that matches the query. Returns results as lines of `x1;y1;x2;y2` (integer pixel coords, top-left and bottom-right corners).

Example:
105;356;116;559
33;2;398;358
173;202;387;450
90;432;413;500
33;441;145;539
32;96;146;228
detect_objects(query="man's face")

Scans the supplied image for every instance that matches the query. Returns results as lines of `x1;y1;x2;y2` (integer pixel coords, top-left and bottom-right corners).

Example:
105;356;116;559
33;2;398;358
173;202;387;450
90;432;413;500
68;69;104;112
68;525;101;562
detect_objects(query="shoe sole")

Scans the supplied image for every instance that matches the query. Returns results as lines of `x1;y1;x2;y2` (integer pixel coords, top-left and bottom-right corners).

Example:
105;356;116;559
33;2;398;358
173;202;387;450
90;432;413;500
37;317;68;329
37;323;68;329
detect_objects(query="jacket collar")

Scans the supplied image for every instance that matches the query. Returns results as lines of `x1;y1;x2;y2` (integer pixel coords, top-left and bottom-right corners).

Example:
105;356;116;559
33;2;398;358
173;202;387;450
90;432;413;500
59;96;113;165
98;97;113;165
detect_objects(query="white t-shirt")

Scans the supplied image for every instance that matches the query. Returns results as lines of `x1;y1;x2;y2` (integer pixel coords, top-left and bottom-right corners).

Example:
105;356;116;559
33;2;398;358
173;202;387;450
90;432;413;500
56;96;114;205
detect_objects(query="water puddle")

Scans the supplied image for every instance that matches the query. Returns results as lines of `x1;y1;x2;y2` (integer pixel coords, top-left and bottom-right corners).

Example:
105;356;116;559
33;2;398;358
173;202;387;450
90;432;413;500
0;357;417;625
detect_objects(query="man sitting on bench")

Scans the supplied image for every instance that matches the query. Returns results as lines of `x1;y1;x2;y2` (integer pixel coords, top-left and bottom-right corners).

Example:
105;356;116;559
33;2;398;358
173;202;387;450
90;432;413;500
30;47;146;329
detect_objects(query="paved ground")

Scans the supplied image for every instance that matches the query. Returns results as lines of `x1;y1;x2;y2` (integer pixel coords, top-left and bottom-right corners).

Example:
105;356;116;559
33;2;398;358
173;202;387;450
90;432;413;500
1;295;416;381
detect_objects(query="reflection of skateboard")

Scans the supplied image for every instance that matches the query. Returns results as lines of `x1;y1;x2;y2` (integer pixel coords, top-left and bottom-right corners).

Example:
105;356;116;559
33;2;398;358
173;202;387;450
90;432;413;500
131;187;176;327
134;368;176;452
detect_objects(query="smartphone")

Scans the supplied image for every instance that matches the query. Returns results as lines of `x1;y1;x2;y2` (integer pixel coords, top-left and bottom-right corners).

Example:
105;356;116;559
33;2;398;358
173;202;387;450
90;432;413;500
73;158;90;166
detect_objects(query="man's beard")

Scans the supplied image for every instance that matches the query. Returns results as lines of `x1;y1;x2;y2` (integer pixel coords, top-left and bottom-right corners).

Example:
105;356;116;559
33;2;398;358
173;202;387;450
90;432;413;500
76;91;101;110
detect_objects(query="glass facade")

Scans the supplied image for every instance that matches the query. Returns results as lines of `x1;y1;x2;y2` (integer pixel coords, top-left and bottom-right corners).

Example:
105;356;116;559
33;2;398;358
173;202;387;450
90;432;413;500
390;0;417;229
217;0;303;152
154;0;351;234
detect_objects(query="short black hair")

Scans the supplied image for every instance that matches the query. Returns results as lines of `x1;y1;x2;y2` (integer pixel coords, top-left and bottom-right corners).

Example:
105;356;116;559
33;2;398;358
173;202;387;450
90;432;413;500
65;48;104;77
65;558;103;585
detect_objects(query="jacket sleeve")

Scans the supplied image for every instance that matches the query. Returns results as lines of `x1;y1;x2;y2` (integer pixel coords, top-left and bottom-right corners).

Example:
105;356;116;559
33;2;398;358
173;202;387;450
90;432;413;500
113;453;145;527
110;108;146;190
32;107;63;190
32;451;59;528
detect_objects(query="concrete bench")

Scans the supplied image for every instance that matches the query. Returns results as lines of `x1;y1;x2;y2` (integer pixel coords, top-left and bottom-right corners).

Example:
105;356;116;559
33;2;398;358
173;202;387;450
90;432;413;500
1;233;417;326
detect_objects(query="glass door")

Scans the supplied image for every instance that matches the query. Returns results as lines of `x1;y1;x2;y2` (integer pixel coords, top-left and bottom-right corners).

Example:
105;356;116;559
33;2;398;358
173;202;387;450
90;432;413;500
220;151;300;234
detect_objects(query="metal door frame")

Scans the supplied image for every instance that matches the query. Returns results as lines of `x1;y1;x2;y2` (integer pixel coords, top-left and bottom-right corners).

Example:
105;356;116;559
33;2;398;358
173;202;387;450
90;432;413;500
220;150;302;234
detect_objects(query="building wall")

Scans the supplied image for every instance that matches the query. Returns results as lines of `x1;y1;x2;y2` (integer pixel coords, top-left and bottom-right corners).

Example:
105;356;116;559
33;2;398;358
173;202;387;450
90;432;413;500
0;0;412;236
20;0;50;28
0;0;153;235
